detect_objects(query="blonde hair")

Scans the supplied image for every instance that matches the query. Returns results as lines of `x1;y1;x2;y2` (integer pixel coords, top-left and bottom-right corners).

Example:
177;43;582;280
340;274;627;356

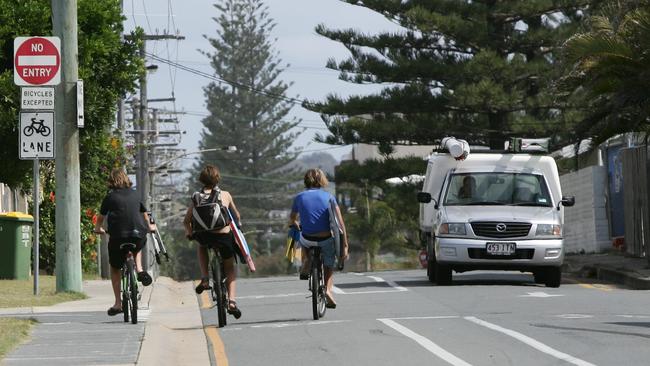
303;168;328;188
108;168;132;189
199;165;221;187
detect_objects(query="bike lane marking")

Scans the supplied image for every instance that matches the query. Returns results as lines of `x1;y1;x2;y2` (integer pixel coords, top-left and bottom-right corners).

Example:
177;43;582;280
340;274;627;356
377;318;472;366
464;316;597;366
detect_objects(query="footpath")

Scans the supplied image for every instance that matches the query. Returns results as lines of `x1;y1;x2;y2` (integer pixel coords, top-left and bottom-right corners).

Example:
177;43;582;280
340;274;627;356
563;250;650;290
0;277;209;366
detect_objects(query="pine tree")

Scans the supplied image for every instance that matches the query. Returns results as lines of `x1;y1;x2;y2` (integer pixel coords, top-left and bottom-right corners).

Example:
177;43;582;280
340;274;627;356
197;0;300;226
307;0;602;151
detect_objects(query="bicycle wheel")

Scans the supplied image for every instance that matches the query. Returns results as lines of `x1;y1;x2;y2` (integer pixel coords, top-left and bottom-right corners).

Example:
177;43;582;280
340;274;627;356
310;251;321;320
122;269;129;323
317;261;327;318
211;256;227;327
41;125;51;136
23;125;34;137
127;259;138;324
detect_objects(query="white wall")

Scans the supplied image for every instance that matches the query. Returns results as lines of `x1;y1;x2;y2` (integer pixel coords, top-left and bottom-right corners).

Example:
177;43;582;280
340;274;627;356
560;165;611;253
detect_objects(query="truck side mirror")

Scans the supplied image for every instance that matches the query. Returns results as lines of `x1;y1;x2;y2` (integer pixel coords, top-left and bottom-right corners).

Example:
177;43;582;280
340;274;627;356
557;196;575;210
417;192;432;203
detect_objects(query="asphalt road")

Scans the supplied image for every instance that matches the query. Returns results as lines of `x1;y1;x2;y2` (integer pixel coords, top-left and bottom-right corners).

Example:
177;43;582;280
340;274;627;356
199;270;650;366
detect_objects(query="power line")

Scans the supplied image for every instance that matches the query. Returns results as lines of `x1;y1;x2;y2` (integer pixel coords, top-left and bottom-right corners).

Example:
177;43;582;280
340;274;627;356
146;53;307;106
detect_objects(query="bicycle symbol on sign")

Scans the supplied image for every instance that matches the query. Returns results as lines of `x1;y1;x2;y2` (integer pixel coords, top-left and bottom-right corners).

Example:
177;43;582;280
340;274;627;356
23;118;51;137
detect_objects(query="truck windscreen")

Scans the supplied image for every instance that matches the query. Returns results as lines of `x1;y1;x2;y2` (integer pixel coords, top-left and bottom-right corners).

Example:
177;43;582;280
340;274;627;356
444;173;552;207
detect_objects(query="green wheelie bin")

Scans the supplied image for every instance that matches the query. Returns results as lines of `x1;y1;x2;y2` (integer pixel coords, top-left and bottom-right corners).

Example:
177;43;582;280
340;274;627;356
0;212;33;280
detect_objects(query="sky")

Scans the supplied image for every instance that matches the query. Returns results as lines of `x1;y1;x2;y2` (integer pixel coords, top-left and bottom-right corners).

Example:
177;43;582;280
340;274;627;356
122;0;402;166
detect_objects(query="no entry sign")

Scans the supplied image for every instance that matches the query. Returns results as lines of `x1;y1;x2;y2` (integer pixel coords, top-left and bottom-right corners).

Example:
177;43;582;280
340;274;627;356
14;37;61;86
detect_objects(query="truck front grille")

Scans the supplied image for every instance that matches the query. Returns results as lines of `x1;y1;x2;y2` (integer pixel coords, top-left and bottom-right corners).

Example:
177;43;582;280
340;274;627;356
470;221;532;238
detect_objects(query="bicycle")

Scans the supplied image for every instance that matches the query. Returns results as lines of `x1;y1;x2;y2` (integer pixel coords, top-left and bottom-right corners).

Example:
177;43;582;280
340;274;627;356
23;118;51;137
120;243;139;324
208;245;229;328
307;246;327;320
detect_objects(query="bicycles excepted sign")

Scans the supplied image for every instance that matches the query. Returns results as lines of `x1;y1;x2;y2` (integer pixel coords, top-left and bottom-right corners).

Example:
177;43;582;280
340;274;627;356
14;37;61;86
19;111;55;160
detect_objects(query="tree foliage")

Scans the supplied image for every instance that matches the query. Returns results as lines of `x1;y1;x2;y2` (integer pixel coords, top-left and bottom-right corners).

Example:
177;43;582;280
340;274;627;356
561;0;650;145
307;0;602;152
196;0;301;231
0;0;141;272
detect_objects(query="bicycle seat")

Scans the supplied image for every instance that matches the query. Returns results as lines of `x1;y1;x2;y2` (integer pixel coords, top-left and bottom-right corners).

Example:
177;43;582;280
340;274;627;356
120;243;137;250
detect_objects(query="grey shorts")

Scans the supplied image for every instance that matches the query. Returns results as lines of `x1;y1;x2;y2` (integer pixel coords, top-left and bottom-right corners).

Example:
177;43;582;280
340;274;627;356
302;236;336;268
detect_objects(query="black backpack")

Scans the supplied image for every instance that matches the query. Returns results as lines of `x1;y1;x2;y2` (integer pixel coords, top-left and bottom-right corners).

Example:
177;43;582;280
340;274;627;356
191;187;231;233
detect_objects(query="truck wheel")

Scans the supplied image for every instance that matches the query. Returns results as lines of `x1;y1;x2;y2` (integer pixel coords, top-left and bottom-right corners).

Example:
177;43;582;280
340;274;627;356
435;264;452;286
427;260;436;283
544;267;562;288
533;270;546;284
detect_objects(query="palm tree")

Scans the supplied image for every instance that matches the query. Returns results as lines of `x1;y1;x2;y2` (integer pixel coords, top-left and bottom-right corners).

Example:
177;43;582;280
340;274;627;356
562;2;650;145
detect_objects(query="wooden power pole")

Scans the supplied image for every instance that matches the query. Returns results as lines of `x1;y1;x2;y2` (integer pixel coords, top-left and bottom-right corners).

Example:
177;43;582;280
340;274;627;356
52;0;82;292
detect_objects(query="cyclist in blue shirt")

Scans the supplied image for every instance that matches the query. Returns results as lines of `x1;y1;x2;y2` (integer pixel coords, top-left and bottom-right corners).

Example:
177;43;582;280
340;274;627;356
289;168;349;308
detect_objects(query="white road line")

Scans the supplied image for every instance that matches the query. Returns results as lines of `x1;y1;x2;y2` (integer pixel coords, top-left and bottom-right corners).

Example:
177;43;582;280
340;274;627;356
616;314;650;319
387;316;459;321
251;320;350;329
378;318;472;366
464;316;596;366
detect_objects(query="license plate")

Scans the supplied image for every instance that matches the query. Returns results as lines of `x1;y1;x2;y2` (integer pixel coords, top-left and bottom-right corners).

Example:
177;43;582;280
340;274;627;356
486;242;516;255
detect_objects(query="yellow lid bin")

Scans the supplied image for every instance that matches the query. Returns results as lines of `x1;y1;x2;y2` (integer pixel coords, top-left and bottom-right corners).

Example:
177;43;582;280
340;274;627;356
0;212;34;280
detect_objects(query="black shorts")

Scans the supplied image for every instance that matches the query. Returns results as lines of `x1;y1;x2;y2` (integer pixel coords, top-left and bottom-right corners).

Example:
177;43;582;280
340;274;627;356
108;236;146;269
194;231;236;260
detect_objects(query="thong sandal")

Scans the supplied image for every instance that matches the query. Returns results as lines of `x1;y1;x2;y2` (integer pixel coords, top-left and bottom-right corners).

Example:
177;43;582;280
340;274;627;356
195;278;210;294
107;307;123;316
227;300;242;319
325;294;337;309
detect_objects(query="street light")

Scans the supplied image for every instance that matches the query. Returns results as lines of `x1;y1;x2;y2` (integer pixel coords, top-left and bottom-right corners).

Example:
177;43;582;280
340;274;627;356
152;145;237;172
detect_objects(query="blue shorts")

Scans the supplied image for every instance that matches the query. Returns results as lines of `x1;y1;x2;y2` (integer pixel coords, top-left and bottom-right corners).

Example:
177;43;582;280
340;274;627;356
302;237;336;268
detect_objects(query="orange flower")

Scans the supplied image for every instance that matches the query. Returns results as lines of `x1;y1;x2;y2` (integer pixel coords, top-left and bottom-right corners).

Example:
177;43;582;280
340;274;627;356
49;191;55;203
85;208;94;218
90;251;97;261
92;214;98;225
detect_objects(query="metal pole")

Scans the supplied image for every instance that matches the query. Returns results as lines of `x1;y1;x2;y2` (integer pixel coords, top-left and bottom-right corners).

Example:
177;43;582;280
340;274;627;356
138;40;150;270
52;0;82;292
33;159;39;296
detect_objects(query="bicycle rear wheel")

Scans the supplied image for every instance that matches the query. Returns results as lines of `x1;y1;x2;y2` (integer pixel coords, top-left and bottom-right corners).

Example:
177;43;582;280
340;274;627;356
127;259;138;324
310;251;326;320
317;262;327;318
211;256;227;327
122;270;129;323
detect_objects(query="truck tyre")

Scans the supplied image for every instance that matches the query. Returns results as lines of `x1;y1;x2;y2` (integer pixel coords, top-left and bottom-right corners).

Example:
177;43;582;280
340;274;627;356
427;260;437;283
533;270;546;284
544;267;561;288
435;264;452;286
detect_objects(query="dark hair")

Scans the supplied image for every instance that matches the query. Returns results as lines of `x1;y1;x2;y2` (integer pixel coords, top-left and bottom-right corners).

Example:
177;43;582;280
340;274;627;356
108;168;132;189
199;165;220;187
303;168;328;188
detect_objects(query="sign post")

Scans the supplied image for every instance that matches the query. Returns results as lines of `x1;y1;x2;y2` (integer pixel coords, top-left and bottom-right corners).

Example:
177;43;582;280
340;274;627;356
15;36;61;296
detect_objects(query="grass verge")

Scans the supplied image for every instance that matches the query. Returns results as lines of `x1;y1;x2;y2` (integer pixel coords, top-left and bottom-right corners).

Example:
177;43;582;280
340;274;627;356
0;318;36;359
0;276;86;308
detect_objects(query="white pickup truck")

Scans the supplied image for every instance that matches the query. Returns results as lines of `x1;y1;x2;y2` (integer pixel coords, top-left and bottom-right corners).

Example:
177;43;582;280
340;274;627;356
417;151;575;287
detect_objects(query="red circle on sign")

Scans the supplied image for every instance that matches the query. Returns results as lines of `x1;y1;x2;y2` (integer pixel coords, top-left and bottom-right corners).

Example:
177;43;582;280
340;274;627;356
14;37;60;85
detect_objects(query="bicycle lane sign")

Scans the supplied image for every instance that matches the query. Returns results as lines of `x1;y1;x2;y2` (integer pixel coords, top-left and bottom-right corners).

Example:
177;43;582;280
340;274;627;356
19;111;55;160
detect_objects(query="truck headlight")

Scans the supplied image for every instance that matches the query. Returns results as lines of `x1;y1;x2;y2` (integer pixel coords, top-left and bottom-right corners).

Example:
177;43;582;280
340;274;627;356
440;223;466;236
536;224;561;237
